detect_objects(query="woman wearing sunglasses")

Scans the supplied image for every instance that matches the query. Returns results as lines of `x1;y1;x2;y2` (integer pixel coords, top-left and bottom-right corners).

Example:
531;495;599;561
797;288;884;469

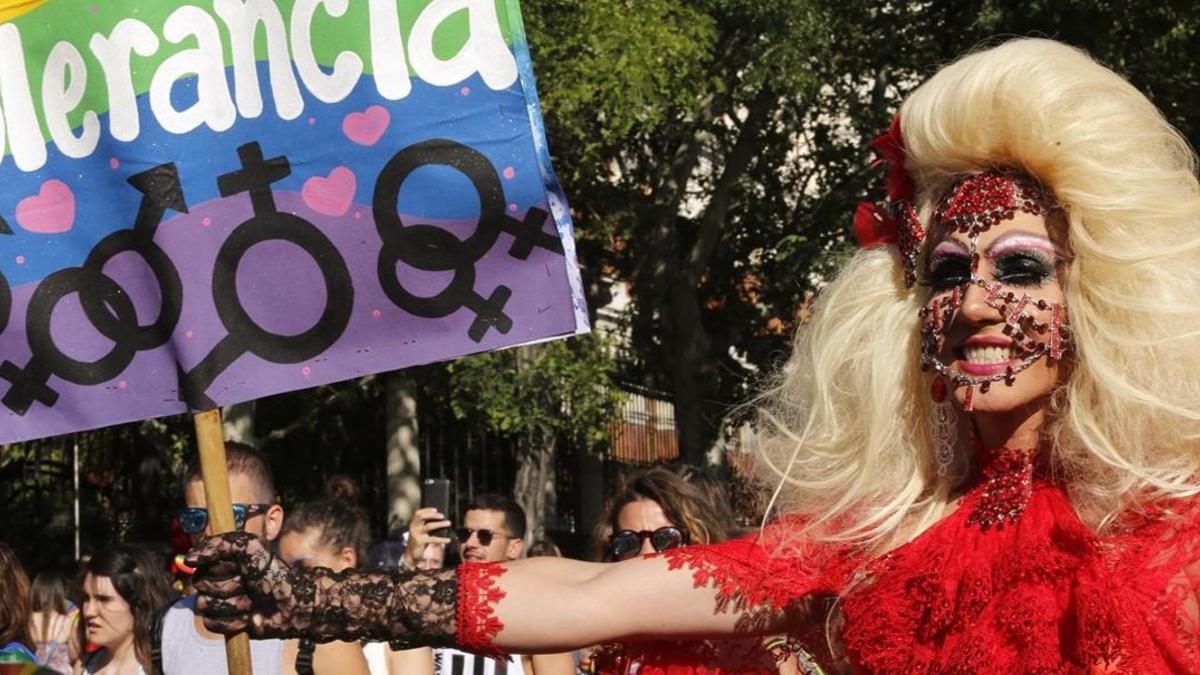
603;467;725;563
190;39;1200;672
589;468;797;673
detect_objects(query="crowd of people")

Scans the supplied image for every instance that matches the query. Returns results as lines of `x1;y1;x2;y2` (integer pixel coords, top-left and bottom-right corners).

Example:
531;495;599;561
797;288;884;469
0;441;743;675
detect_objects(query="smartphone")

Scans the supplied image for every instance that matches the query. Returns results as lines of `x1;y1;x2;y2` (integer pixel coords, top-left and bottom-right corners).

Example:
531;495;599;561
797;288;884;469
421;478;452;538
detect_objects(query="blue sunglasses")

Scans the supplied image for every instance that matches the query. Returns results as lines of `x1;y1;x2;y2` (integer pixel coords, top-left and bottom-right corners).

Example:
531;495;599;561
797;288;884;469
177;504;270;534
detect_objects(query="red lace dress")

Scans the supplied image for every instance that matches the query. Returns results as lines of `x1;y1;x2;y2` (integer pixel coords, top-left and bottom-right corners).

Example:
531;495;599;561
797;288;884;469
606;449;1200;673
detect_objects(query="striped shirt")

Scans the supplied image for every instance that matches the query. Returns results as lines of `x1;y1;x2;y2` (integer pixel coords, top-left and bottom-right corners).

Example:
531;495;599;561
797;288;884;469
433;648;527;675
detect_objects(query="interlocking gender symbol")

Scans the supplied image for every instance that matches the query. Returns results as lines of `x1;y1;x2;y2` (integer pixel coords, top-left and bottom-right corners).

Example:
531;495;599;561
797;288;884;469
179;142;355;410
1;138;568;417
373;139;564;342
0;165;187;415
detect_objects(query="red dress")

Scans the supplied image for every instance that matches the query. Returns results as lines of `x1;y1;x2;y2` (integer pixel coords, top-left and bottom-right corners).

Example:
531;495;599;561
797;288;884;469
644;449;1200;673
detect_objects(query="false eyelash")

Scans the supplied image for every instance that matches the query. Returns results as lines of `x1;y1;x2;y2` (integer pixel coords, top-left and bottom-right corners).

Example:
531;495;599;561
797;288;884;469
924;254;972;291
992;250;1058;288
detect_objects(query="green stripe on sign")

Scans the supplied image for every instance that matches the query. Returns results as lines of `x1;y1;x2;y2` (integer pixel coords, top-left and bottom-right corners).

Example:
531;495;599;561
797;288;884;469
3;0;515;144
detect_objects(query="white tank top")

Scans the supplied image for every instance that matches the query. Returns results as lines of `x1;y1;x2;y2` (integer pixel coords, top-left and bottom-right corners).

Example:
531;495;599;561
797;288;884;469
160;595;285;675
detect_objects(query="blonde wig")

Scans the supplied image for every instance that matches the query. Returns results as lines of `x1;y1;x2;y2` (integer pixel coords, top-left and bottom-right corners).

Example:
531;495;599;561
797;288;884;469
756;38;1200;547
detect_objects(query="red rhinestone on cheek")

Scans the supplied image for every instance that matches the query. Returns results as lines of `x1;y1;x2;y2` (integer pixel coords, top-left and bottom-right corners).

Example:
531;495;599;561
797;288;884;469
932;376;947;403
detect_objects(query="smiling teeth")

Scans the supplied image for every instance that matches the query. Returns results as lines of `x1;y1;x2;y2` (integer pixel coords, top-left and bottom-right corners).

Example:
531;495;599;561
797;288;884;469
964;345;1013;364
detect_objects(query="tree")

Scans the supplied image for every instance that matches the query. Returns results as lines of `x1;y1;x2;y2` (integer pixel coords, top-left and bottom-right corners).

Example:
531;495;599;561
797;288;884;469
383;373;421;537
522;0;1200;465
522;0;858;463
445;336;624;544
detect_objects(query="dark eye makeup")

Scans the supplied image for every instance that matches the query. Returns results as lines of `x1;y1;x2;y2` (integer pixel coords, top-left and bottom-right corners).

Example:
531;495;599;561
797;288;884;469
924;247;1059;292
925;253;972;292
991;250;1057;287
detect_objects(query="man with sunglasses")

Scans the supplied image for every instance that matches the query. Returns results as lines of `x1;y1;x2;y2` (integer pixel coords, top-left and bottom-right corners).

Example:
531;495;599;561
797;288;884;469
158;442;368;675
402;493;575;675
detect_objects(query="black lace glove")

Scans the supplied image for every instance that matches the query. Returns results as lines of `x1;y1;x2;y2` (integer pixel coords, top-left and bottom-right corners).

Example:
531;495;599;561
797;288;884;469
186;532;458;648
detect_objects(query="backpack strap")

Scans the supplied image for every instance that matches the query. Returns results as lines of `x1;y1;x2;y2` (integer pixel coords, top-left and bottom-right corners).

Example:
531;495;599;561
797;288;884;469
149;603;172;675
295;638;316;675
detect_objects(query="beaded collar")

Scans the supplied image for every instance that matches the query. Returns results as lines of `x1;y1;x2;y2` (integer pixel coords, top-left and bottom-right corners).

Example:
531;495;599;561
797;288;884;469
964;445;1040;531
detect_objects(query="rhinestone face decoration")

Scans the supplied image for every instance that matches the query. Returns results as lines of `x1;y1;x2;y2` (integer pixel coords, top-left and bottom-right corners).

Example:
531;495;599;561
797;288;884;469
917;169;1073;412
934;171;1048;237
893;201;926;288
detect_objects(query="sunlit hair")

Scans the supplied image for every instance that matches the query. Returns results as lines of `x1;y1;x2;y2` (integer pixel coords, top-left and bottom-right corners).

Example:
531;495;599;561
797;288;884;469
30;571;71;645
596;466;736;561
756;37;1200;547
282;497;371;567
182;441;277;504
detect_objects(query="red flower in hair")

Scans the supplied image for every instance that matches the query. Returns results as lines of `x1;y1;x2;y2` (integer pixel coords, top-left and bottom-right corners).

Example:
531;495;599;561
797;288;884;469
853;202;897;248
852;113;925;287
871;114;914;202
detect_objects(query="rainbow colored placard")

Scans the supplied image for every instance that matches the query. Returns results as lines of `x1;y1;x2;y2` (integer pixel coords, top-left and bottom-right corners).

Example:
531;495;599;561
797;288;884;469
0;0;587;444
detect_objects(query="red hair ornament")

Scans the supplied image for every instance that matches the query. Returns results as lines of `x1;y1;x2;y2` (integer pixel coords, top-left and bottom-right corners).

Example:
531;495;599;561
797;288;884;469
853;115;925;287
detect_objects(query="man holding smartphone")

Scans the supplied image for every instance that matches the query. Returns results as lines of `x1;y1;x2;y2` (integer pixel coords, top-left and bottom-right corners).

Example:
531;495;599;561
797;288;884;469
398;492;575;675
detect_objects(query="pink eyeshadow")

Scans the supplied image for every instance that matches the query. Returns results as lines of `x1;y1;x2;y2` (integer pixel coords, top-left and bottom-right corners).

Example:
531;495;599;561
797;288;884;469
987;234;1057;259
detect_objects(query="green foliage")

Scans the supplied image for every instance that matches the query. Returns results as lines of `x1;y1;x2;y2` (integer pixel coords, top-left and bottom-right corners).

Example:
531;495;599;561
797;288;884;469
0;414;193;570
524;0;717;173
445;335;625;450
523;0;1200;458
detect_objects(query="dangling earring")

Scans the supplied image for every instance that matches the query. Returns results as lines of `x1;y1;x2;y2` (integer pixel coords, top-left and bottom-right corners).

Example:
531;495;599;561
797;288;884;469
931;375;956;476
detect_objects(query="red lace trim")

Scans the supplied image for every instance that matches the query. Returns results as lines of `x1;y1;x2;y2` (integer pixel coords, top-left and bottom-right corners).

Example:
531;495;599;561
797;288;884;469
663;519;858;616
456;562;508;658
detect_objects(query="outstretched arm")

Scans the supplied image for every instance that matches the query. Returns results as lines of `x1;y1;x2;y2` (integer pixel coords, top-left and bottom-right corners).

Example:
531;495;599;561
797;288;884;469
188;530;823;655
489;555;783;652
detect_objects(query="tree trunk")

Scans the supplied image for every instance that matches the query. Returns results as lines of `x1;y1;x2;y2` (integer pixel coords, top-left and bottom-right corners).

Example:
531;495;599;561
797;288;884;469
664;278;712;466
221;401;257;446
513;432;557;547
384;373;422;538
656;89;776;467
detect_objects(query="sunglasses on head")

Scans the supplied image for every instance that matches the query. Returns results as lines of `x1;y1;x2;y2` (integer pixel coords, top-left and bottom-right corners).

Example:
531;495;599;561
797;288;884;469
177;504;270;535
609;526;690;561
455;527;512;547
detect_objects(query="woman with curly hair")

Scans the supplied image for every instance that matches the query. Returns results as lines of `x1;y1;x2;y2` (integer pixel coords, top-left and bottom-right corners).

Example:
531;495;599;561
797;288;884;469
587;466;807;673
596;466;734;563
189;38;1200;673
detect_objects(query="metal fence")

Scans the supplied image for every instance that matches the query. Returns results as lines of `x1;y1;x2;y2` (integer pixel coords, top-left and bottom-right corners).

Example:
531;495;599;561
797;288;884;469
606;383;679;464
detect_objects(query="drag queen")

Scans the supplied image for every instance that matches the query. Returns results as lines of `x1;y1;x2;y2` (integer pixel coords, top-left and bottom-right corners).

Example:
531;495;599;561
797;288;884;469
189;38;1200;673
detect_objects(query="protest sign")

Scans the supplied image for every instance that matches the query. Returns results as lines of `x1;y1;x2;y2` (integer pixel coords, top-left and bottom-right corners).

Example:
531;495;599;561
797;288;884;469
0;0;588;445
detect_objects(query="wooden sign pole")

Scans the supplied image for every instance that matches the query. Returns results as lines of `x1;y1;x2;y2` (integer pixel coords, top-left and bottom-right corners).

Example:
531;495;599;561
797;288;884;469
193;408;254;675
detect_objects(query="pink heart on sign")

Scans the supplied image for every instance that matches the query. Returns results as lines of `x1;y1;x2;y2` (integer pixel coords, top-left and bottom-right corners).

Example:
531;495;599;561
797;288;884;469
302;167;357;217
16;179;75;234
342;105;390;146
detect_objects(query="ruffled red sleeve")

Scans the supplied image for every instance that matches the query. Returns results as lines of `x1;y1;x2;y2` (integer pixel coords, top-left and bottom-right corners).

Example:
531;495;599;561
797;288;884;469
662;517;862;618
1078;496;1200;673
